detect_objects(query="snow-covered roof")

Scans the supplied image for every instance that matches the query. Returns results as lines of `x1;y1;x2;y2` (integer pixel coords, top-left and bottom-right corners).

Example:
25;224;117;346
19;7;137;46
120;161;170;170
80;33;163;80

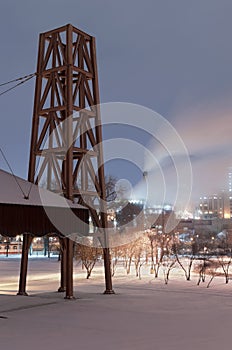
0;169;89;237
0;169;86;209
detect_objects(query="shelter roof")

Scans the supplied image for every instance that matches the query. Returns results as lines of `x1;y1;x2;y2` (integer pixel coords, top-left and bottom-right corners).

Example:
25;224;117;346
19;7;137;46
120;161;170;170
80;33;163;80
0;169;85;209
0;169;89;237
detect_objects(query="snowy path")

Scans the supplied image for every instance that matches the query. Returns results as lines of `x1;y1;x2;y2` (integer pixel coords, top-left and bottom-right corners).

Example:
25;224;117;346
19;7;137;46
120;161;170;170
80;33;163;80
0;257;231;350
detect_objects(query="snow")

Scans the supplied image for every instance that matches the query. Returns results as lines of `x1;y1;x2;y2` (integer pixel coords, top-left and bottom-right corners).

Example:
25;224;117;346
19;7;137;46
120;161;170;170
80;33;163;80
0;257;232;350
0;169;86;209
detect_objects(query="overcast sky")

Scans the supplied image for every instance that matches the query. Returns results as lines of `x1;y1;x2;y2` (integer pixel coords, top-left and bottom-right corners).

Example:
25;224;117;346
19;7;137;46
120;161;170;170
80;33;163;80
1;0;232;208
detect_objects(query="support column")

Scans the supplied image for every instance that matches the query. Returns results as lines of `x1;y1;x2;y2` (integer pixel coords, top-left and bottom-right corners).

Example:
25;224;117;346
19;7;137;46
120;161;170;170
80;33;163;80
64;238;75;299
91;38;114;295
17;234;32;296
58;238;67;292
103;248;114;294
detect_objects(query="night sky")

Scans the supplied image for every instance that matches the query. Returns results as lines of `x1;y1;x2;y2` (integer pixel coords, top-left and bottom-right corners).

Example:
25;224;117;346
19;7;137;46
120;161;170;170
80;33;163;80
1;0;232;209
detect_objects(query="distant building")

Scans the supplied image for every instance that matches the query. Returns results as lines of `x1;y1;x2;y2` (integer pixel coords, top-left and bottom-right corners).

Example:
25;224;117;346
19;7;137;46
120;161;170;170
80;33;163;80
0;235;22;255
197;191;229;219
228;167;232;218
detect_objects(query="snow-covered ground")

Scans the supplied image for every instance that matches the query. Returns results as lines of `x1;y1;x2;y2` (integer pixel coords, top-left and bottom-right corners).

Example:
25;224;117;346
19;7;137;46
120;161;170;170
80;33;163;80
0;256;231;350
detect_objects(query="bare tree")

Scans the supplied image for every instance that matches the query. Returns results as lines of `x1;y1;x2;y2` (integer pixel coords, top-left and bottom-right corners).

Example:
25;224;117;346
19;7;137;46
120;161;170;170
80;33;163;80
149;231;175;278
216;249;232;284
123;241;137;275
195;246;211;285
148;211;176;278
110;245;125;277
132;237;149;279
148;233;156;274
173;239;198;281
206;261;219;288
161;256;177;284
196;258;207;285
194;257;218;287
105;175;118;202
75;243;102;279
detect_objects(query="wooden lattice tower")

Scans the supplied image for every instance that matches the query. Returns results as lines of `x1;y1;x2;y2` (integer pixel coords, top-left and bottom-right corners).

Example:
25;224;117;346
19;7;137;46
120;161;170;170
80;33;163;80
19;24;114;298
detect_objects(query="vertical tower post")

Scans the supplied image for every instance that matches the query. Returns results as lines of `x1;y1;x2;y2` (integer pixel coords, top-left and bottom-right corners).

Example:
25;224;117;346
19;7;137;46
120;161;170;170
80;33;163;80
17;234;32;295
24;24;113;297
